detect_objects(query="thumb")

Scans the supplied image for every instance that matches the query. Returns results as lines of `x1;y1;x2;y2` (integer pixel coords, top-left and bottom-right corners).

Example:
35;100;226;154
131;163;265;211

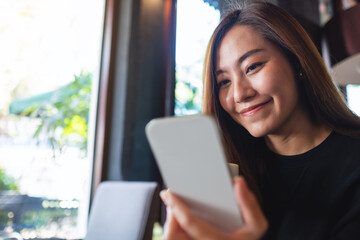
233;176;268;231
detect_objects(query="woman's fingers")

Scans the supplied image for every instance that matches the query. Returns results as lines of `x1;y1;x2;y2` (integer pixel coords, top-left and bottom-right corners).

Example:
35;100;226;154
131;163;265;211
160;179;268;240
163;207;182;239
232;177;268;237
161;190;228;240
161;191;192;240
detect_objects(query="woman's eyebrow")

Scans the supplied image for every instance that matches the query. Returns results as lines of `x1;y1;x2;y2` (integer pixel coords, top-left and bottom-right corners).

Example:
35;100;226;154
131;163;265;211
215;48;264;76
238;48;264;64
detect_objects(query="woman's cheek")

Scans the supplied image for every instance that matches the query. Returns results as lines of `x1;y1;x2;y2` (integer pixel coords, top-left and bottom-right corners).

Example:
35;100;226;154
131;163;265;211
219;90;232;112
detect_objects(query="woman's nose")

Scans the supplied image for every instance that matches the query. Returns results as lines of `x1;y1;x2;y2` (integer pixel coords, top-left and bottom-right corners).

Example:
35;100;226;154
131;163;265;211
233;79;256;103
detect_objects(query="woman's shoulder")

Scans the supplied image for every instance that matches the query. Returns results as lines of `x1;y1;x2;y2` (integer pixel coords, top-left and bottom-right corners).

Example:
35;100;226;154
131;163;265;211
333;130;360;149
309;131;360;172
326;131;360;175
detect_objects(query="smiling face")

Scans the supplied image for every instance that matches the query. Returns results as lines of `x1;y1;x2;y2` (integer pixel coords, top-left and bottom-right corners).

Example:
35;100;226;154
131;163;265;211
215;25;305;138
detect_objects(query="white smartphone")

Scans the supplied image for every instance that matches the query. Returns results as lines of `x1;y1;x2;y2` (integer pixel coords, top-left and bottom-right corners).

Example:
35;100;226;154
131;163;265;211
145;114;243;233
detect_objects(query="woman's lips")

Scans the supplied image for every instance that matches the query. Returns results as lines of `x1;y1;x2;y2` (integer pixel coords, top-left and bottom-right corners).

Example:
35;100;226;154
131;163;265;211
240;100;272;117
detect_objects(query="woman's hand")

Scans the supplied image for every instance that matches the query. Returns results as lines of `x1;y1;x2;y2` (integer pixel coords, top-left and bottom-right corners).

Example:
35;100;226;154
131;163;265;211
160;176;268;240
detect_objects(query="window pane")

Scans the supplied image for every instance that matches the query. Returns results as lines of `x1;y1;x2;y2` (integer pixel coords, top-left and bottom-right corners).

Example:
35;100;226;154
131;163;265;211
0;0;104;238
319;0;333;25
175;0;220;115
347;84;360;116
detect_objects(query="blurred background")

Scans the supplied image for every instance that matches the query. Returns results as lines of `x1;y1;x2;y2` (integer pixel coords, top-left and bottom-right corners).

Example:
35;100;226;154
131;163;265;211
0;0;359;239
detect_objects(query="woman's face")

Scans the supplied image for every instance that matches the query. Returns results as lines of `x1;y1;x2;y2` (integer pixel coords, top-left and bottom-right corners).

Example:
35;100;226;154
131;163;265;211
215;25;303;138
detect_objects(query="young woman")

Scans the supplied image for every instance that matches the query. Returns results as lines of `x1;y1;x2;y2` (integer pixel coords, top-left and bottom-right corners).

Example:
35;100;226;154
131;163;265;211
160;2;360;239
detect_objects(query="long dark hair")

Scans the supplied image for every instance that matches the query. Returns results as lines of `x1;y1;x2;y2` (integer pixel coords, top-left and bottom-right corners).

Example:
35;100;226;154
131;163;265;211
202;2;360;200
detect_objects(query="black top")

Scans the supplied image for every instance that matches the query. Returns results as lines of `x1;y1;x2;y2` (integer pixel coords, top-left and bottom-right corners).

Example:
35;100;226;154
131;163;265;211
261;131;360;240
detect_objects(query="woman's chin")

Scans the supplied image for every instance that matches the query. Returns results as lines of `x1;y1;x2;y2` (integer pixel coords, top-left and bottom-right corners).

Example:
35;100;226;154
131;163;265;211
247;129;268;138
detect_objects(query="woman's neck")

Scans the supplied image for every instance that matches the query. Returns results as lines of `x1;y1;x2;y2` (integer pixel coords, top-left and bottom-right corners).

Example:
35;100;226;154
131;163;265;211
264;112;332;156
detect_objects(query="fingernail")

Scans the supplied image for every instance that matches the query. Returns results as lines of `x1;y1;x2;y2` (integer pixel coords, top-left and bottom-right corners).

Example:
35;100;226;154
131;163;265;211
234;176;247;190
233;176;243;183
160;190;170;205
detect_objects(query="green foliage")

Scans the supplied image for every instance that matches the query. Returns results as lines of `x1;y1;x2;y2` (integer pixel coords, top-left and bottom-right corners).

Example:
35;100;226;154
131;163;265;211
22;209;78;229
175;70;202;115
0;210;10;224
0;168;19;191
24;71;92;155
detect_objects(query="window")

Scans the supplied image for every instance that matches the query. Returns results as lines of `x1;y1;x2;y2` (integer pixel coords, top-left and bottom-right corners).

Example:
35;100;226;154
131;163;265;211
0;0;105;238
347;85;360;116
175;0;220;115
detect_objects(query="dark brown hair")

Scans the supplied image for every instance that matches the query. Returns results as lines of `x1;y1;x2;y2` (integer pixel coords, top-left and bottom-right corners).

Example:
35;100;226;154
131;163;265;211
202;2;360;199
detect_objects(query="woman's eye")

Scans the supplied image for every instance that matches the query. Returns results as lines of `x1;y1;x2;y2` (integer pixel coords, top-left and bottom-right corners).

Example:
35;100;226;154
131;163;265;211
246;62;263;74
218;79;230;88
